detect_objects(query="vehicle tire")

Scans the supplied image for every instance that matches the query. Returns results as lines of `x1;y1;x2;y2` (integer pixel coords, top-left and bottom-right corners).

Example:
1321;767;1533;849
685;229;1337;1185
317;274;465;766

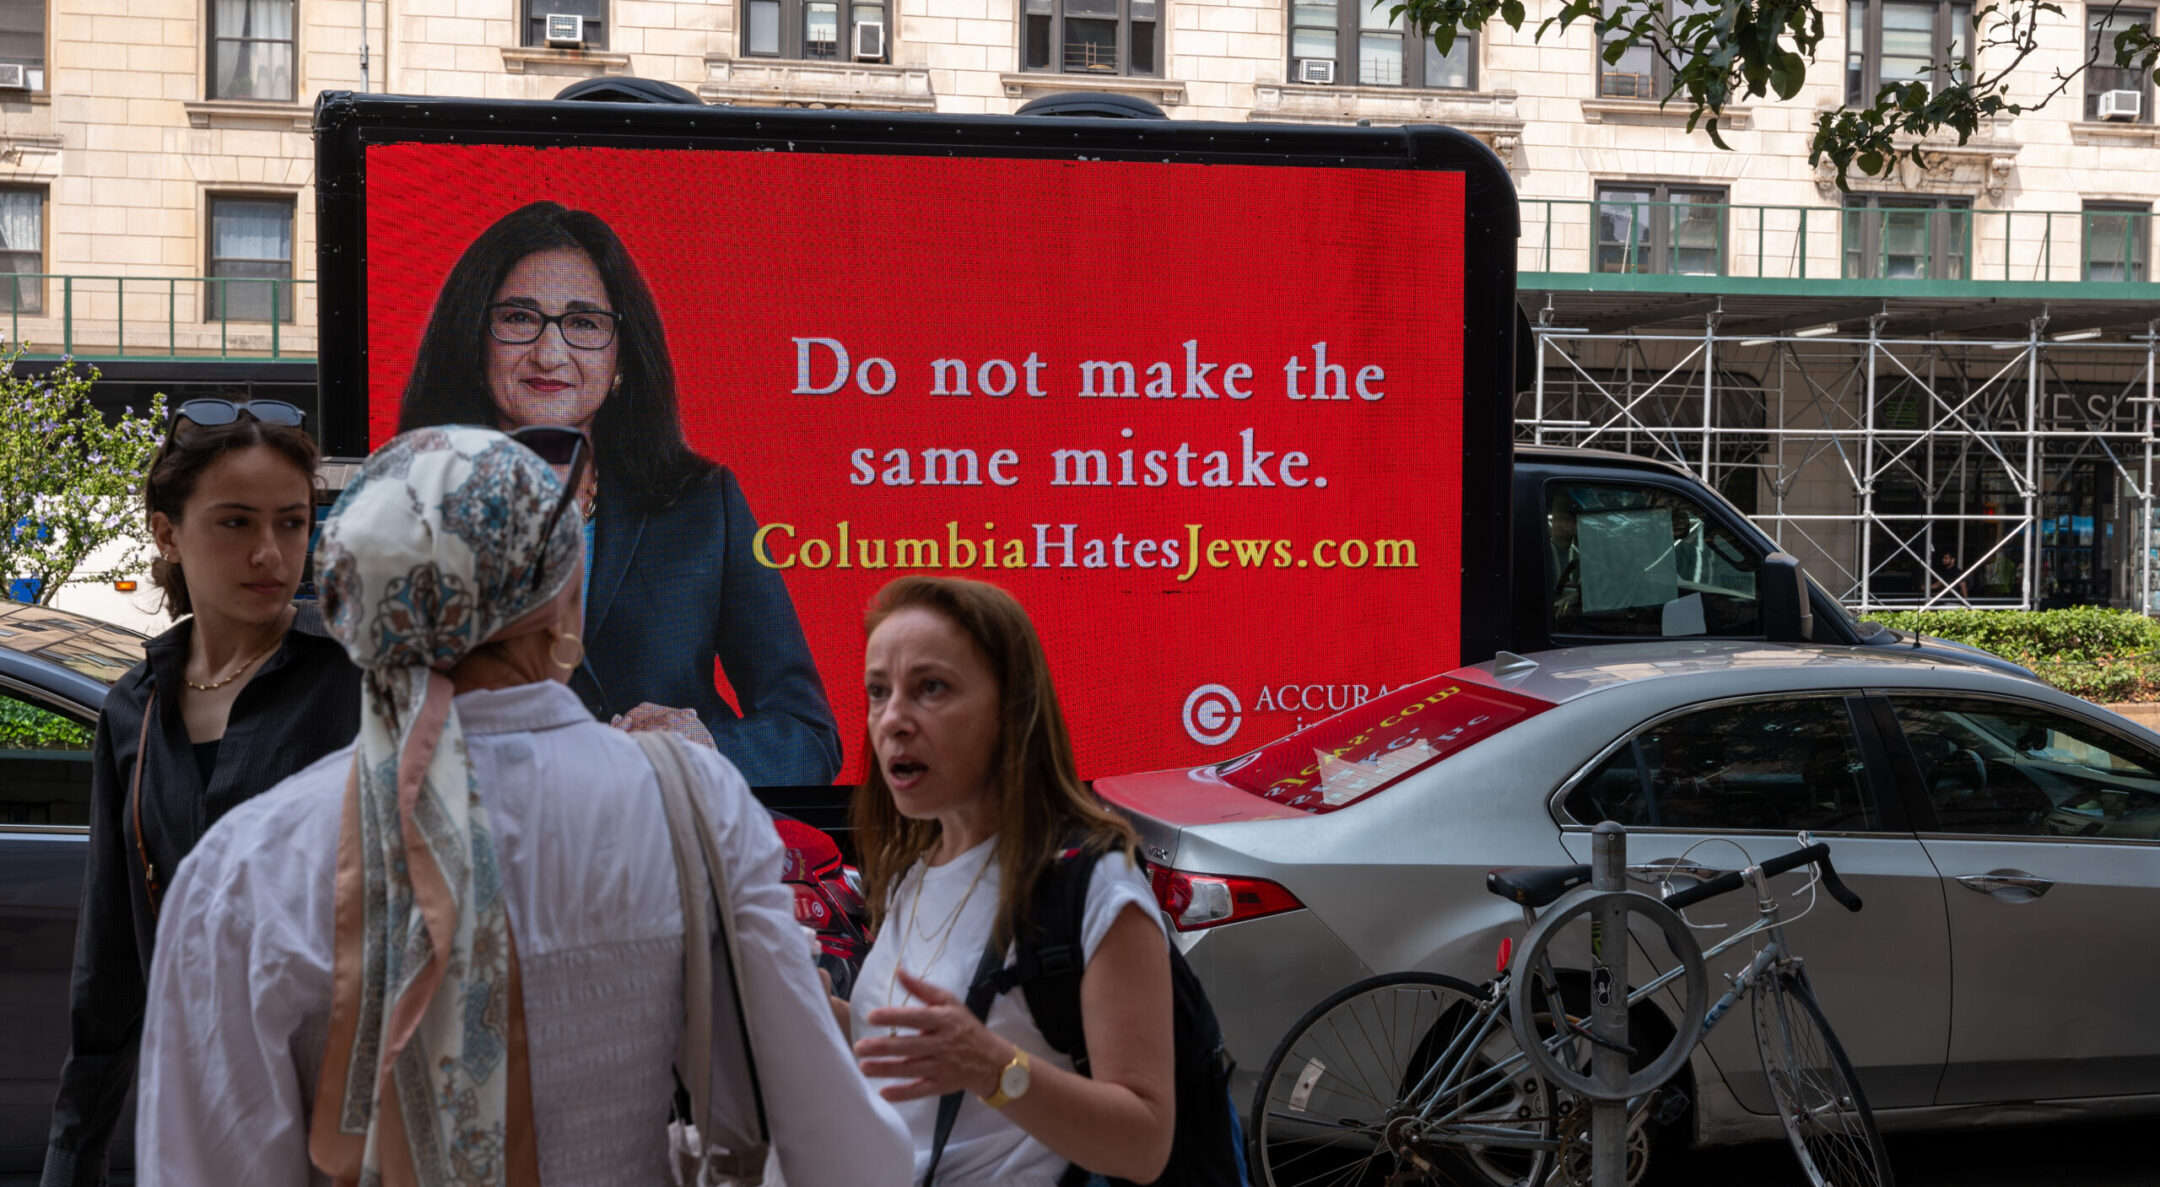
1250;971;1554;1187
1751;968;1894;1187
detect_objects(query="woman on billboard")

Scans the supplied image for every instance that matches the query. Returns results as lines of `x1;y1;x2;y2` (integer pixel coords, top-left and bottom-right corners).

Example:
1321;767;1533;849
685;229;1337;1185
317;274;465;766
398;200;841;786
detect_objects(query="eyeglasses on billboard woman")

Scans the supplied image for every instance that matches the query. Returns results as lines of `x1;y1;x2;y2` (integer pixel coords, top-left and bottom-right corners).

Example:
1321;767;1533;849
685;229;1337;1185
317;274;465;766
396;200;841;787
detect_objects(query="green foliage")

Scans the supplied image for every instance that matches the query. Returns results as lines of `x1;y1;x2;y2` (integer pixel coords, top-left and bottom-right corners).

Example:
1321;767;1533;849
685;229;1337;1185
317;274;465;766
0;697;94;751
1871;607;2160;702
0;346;167;605
1389;0;2160;187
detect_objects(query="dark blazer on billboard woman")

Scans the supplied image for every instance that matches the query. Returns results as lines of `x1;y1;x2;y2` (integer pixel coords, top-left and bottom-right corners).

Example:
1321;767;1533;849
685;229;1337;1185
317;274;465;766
42;605;361;1187
573;464;841;787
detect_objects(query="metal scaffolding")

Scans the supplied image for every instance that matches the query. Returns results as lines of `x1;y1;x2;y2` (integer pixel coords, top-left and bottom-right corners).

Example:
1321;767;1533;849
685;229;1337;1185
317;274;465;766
1520;315;2160;615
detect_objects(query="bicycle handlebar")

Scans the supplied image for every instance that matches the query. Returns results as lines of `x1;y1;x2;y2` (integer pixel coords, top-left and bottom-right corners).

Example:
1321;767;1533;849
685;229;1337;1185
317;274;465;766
1659;842;1863;913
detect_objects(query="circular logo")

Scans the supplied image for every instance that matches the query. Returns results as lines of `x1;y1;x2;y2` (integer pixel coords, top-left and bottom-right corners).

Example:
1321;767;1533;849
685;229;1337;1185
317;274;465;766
1183;683;1243;746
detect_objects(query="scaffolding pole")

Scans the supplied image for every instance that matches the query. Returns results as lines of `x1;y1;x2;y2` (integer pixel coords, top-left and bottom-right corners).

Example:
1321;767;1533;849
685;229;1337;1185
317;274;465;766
1523;323;2160;615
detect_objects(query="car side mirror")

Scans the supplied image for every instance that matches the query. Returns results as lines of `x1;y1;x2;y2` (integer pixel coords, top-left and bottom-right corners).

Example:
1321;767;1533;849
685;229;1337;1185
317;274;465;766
1761;552;1814;643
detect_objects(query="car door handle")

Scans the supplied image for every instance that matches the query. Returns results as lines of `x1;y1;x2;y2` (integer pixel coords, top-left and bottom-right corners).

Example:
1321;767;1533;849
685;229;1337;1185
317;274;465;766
1956;870;2054;898
1628;860;1725;884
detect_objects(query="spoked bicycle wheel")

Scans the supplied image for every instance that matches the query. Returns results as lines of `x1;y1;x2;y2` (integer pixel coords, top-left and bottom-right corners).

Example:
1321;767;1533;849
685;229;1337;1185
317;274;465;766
1251;971;1555;1187
1752;968;1894;1187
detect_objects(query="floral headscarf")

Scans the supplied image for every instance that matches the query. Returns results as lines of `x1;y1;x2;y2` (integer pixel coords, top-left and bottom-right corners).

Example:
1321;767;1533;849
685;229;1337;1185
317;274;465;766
309;426;581;1186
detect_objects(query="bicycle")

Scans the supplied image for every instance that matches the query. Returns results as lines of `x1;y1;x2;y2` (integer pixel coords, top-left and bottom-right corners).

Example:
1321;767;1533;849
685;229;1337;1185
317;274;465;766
1248;835;1893;1187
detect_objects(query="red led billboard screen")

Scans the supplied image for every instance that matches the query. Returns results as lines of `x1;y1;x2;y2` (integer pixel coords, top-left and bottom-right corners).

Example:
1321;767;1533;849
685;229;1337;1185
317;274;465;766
316;100;1515;786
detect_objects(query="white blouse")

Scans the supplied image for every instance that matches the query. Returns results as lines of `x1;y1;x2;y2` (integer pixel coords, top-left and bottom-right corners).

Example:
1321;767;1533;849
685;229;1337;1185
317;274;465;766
849;836;1166;1187
135;681;912;1187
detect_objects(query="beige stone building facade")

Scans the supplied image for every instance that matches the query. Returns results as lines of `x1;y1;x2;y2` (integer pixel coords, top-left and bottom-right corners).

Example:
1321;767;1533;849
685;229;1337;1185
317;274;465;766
7;0;2159;614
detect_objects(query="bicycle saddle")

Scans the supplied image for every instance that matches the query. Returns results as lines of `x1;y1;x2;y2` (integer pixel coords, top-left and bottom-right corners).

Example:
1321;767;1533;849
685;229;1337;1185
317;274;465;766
1486;863;1593;908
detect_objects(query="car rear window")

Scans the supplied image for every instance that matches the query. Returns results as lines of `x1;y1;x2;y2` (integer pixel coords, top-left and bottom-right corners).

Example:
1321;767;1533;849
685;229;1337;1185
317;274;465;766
1216;674;1554;814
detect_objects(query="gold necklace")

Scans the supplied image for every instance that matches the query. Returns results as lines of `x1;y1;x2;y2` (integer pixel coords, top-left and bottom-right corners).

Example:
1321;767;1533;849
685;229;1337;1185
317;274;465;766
185;631;285;691
885;847;994;1028
912;845;994;941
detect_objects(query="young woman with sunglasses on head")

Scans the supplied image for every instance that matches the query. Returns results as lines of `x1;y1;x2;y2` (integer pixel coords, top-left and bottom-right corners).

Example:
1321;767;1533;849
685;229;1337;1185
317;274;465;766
40;399;362;1187
397;200;841;787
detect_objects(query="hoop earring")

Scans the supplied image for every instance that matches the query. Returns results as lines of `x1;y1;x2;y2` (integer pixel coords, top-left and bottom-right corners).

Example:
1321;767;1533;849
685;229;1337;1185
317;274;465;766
549;632;584;671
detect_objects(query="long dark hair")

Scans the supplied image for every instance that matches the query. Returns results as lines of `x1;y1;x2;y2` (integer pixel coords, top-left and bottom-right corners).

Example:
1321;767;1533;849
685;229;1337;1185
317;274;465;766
396;201;712;510
145;413;320;619
851;576;1138;944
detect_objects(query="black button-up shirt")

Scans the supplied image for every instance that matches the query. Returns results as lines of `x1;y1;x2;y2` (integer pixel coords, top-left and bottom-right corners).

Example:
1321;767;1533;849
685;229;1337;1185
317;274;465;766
42;605;361;1187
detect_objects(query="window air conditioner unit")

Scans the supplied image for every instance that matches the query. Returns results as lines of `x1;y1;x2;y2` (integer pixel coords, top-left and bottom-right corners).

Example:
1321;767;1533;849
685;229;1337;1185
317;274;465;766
854;20;886;61
0;64;25;90
544;13;584;46
1297;58;1335;85
2099;89;2143;121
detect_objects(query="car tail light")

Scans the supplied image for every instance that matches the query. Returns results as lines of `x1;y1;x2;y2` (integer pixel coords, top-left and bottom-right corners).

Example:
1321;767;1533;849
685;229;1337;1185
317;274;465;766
1148;865;1302;932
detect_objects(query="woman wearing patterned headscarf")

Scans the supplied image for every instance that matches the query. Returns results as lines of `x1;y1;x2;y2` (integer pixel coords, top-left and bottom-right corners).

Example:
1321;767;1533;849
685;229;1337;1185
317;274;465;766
130;426;910;1186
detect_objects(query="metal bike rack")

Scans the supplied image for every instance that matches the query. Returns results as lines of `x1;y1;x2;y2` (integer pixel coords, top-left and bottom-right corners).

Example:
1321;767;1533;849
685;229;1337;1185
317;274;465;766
1509;823;1710;1187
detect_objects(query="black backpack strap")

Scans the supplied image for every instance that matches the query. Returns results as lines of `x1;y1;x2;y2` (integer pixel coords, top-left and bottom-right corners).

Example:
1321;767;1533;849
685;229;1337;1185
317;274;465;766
1006;841;1105;1072
921;930;1011;1186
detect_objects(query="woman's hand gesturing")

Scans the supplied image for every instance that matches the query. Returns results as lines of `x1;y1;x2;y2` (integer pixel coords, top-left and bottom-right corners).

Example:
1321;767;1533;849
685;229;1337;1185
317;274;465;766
855;969;1014;1103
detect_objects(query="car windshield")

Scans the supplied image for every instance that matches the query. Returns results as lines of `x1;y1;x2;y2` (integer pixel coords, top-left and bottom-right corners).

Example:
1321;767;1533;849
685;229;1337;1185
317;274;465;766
1215;673;1554;814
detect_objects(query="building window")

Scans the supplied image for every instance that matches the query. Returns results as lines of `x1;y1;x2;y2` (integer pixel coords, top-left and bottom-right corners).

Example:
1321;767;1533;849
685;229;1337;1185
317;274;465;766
1597;0;1707;98
1846;0;1970;106
742;0;886;61
2086;203;2150;281
1594;184;1727;275
207;196;294;323
1843;195;1970;279
0;186;41;314
2085;5;2153;121
523;0;606;49
1290;1;1474;88
1023;0;1160;76
0;0;45;92
208;0;295;101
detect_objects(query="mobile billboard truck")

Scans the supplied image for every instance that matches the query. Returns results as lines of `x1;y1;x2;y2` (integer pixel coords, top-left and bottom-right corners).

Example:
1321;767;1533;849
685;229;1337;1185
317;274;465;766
311;94;1518;793
311;94;2023;804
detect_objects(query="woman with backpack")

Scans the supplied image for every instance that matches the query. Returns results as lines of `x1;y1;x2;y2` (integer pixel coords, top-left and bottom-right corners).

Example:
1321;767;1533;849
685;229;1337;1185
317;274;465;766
847;575;1177;1186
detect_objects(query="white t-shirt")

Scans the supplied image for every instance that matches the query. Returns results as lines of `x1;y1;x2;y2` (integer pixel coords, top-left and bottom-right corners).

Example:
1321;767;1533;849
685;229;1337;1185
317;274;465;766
850;836;1166;1187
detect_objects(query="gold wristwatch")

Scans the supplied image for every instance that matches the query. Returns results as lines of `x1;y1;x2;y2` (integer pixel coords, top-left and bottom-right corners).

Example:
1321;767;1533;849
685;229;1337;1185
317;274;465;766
979;1047;1032;1109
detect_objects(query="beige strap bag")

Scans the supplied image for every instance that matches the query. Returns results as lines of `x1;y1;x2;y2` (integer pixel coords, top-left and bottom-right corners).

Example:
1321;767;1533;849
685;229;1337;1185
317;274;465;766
635;732;772;1187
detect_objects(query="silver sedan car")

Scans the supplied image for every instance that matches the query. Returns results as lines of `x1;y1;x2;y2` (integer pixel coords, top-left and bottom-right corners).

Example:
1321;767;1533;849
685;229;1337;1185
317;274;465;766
1096;641;2160;1177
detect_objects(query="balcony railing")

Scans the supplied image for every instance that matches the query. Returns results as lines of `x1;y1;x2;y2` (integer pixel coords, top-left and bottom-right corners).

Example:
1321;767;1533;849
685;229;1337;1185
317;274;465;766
1522;200;2157;288
0;274;316;362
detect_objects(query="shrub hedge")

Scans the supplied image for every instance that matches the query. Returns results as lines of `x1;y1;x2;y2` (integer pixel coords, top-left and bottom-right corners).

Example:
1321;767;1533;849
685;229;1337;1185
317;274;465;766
1868;607;2160;703
0;697;95;751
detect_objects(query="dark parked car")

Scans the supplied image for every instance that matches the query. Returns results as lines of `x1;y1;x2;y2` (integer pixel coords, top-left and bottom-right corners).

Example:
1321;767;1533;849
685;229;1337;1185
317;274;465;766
0;600;866;1173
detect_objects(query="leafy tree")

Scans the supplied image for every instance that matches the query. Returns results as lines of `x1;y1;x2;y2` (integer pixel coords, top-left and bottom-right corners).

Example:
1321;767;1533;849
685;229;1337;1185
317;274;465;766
1394;0;2160;186
0;348;166;605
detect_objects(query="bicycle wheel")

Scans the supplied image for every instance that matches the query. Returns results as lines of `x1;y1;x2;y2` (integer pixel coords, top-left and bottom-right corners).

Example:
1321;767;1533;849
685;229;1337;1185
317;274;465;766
1751;968;1894;1187
1251;971;1555;1187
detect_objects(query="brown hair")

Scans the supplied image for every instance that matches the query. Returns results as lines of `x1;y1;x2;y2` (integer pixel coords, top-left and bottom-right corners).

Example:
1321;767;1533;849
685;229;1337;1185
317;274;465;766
851;575;1139;944
144;410;320;619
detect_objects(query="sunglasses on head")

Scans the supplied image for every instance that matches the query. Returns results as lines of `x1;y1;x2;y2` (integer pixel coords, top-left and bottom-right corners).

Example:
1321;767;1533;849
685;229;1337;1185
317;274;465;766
510;425;591;592
170;398;307;433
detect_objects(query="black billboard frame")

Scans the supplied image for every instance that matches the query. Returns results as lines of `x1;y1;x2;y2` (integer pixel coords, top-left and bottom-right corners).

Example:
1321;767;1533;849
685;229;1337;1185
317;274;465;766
313;91;1518;668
